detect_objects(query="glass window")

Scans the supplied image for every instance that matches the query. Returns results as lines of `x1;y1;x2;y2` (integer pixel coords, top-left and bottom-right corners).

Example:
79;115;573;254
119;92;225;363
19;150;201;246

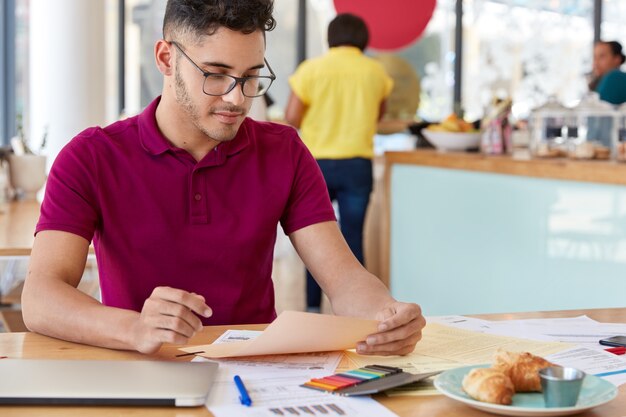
125;0;166;114
462;0;594;121
376;0;595;122
120;0;598;123
602;0;626;48
15;0;29;136
392;0;456;122
0;0;29;145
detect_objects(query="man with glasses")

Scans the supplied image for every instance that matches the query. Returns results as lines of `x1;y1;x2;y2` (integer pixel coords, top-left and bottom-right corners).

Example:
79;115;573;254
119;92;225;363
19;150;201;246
22;0;425;357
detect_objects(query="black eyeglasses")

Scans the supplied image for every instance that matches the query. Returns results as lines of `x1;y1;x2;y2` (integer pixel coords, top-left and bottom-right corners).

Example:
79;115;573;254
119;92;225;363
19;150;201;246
170;41;275;98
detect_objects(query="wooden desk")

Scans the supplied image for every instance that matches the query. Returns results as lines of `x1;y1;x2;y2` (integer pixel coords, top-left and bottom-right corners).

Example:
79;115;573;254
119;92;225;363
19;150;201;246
0;200;40;330
0;200;39;256
1;308;625;416
0;200;98;331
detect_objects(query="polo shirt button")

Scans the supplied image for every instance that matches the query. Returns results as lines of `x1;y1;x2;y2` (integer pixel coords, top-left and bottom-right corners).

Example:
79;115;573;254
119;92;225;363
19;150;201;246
194;194;202;201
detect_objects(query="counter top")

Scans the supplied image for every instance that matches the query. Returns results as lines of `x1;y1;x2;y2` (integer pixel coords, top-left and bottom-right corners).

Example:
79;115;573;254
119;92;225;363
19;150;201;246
384;150;626;186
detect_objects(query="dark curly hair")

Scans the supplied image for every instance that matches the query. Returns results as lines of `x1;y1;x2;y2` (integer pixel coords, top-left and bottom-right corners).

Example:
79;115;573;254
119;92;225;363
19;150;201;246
163;0;276;42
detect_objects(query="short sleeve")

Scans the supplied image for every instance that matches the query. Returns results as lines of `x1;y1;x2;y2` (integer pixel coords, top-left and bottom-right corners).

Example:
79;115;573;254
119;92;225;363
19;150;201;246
280;133;336;235
597;71;626;105
288;62;312;105
36;131;101;242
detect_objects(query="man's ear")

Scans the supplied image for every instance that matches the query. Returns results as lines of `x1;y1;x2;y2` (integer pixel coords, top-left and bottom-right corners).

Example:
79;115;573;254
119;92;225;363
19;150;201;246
155;40;174;76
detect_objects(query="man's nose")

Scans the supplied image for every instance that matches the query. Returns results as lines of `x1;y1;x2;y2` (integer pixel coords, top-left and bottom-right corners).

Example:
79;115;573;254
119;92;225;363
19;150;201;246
222;82;246;106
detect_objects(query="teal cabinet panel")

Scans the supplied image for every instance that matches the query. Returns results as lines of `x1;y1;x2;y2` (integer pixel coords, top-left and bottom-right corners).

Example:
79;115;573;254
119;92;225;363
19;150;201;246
390;164;626;316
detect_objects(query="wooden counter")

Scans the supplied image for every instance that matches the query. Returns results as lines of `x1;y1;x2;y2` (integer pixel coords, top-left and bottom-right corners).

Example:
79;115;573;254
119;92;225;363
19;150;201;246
384;150;626;186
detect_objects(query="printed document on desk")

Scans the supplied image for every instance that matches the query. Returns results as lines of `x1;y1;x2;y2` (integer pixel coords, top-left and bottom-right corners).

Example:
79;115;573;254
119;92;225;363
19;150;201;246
180;311;378;358
430;315;626;386
345;322;570;396
428;315;599;337
202;361;398;417
197;329;343;374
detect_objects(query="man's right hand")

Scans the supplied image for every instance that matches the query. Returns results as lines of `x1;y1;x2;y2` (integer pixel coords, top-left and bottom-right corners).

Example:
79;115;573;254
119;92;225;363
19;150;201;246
131;286;213;354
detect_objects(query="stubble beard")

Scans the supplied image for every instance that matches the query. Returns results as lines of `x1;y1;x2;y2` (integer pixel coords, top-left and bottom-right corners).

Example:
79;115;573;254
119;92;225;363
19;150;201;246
174;66;242;143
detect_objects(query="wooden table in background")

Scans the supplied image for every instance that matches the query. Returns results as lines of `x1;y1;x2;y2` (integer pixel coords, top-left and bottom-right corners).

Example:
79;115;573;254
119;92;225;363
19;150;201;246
0;200;39;256
0;200;40;331
1;308;625;416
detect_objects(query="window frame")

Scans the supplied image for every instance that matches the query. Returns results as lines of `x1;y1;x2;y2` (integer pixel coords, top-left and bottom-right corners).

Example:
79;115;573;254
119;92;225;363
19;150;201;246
1;0;16;146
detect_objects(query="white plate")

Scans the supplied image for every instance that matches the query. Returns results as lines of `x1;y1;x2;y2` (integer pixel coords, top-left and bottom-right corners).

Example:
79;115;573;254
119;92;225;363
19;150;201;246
434;365;617;416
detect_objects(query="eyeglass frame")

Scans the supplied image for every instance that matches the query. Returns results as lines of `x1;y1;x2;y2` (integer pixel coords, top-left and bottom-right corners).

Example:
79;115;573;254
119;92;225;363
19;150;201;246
168;40;276;98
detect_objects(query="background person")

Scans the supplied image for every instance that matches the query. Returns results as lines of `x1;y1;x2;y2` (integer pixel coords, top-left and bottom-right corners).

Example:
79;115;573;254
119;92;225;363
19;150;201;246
590;40;626;105
285;13;393;313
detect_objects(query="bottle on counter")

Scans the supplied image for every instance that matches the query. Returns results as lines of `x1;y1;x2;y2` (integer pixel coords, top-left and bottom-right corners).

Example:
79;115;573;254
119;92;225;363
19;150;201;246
615;103;626;162
480;97;512;155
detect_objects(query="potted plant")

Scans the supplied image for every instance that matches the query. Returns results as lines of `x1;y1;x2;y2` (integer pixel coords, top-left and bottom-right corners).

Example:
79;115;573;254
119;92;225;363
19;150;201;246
8;114;48;200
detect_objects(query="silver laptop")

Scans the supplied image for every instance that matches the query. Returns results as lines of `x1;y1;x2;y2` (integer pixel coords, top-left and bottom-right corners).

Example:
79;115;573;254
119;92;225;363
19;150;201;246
0;359;218;407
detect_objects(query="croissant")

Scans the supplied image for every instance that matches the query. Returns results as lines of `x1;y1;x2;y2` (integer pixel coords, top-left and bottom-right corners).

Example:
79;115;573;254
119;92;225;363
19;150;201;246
492;350;553;392
462;368;515;405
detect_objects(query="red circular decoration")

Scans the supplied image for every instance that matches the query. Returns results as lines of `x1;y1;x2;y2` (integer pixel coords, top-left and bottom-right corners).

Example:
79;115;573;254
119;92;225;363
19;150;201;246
333;0;436;51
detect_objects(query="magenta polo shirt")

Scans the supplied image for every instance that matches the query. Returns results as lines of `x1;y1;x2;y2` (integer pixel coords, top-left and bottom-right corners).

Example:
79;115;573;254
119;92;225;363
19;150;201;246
36;97;336;325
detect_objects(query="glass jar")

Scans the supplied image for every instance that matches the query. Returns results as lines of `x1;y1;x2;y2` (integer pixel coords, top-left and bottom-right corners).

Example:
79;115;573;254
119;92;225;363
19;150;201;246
530;97;574;158
616;103;626;162
567;92;617;161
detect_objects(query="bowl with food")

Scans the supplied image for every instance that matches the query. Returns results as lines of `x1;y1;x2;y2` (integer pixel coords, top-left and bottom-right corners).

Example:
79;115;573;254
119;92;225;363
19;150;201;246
422;114;481;151
422;130;482;151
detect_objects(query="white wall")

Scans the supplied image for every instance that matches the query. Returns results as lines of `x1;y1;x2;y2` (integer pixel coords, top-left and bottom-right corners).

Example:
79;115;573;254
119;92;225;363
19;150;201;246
29;0;107;168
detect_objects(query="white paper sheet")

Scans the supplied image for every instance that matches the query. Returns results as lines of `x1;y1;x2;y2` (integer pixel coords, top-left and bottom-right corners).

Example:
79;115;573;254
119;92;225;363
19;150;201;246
429;315;626;386
196;330;343;374
195;357;397;417
547;346;626;386
214;330;263;343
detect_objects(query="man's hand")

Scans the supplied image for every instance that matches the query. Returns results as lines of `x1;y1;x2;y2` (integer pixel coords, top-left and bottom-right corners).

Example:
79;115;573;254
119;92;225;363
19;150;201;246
131;287;212;354
357;302;425;356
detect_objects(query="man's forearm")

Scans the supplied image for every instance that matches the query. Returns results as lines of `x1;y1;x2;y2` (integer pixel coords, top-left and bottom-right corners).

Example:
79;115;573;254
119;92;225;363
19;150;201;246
22;277;140;351
328;268;396;319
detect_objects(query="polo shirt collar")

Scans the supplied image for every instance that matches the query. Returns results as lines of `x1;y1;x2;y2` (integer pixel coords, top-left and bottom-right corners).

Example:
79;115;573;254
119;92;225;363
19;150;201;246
329;46;362;55
216;117;251;158
138;96;171;156
138;96;250;159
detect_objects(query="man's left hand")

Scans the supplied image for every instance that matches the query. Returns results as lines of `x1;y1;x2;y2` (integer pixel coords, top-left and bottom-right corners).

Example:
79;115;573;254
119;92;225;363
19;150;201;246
357;302;426;356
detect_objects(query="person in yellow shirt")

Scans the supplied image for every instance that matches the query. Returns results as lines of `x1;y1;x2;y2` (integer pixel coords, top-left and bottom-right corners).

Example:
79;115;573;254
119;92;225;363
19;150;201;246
285;13;393;312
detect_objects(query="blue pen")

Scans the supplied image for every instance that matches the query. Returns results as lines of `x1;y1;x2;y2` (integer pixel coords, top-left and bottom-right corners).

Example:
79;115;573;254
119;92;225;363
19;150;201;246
234;375;252;406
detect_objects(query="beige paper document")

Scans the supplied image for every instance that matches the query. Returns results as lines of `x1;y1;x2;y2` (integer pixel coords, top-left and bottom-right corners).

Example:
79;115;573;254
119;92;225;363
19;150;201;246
345;322;572;396
180;311;379;358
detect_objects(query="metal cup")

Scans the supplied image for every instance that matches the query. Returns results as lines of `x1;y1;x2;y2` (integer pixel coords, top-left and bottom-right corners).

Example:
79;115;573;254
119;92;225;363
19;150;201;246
539;366;585;407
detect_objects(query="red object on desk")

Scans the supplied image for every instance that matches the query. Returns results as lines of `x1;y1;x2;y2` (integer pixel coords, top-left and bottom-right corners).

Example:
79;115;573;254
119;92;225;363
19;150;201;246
605;347;626;355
